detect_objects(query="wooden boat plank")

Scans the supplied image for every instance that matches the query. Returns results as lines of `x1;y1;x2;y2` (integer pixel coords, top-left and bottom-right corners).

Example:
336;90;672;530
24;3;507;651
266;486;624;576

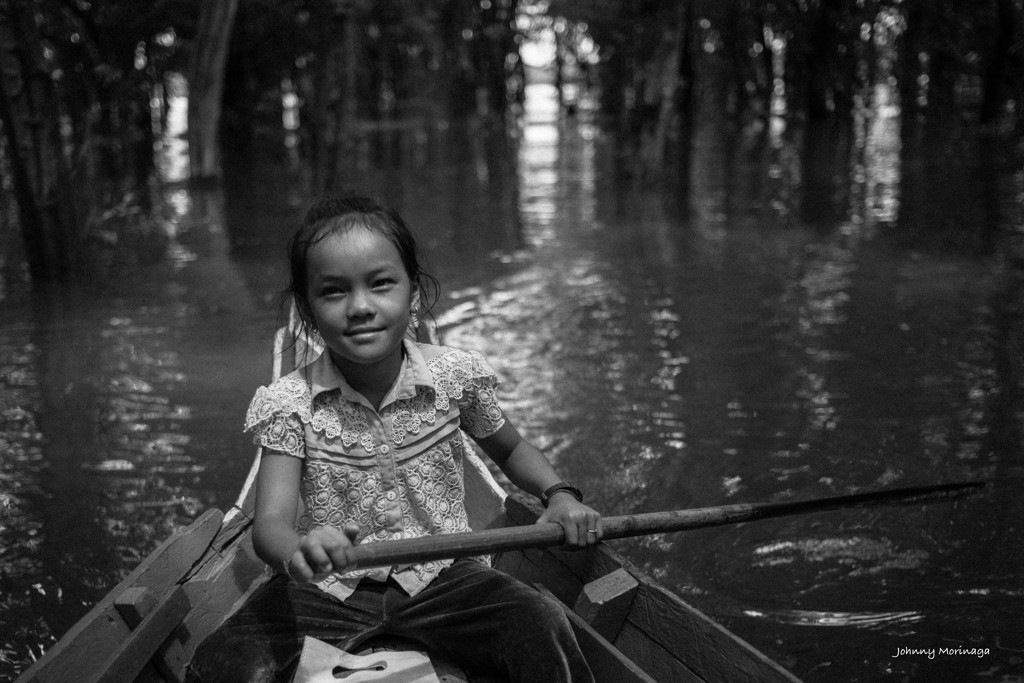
534;585;656;683
493;545;586;604
625;578;799;683
115;587;162;628
18;509;224;683
497;495;801;683
85;586;191;683
462;449;508;532
206;503;254;552
572;568;640;642
614;622;705;683
490;544;738;683
160;527;270;680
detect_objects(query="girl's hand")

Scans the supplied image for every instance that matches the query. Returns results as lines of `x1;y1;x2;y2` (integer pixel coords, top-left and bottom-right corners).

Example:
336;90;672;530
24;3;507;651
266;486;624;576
284;523;361;582
537;494;603;549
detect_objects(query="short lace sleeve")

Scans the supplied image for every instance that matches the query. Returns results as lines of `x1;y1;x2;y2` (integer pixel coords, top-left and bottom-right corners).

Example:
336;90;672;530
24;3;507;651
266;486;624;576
454;351;506;439
244;383;306;457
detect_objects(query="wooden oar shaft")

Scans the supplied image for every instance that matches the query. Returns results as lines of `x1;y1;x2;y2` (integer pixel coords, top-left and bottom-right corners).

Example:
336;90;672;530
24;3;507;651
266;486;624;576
347;481;983;570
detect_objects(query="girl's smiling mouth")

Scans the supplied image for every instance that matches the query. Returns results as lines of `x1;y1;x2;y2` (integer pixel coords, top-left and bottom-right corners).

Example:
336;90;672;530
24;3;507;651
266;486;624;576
345;327;384;339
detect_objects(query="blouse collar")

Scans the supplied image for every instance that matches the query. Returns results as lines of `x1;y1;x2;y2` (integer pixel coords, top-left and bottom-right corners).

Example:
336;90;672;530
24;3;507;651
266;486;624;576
308;338;435;406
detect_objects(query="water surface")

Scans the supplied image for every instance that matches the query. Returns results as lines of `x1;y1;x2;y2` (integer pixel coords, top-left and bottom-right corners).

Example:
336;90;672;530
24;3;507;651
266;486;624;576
1;83;1022;681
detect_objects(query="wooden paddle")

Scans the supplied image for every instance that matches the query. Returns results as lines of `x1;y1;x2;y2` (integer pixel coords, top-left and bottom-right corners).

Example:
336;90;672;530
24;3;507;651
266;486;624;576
347;481;984;570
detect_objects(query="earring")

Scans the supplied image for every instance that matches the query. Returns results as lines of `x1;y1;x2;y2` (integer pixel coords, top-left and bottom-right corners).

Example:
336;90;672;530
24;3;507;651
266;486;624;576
410;312;419;329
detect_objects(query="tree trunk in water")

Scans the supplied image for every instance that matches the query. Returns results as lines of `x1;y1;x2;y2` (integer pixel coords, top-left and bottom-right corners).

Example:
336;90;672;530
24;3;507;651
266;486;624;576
0;72;49;278
304;7;356;194
0;1;85;280
643;3;689;173
187;0;240;181
674;0;695;214
979;0;1020;124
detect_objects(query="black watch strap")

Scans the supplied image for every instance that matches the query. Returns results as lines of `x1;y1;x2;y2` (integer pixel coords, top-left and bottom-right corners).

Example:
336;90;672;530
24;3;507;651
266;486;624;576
540;481;583;507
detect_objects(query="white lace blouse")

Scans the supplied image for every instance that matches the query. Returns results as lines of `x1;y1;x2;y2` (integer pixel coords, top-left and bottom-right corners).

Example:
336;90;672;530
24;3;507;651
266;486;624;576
244;339;506;601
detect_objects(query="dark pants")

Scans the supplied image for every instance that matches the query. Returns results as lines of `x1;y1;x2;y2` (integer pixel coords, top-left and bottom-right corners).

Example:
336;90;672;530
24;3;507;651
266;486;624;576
185;560;594;683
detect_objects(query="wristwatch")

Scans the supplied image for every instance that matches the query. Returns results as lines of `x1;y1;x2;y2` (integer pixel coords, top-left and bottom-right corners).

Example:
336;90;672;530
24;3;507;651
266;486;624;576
540;481;583;507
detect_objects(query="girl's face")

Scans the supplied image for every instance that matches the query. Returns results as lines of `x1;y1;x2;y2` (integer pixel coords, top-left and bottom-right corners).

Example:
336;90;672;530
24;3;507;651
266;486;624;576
305;225;417;386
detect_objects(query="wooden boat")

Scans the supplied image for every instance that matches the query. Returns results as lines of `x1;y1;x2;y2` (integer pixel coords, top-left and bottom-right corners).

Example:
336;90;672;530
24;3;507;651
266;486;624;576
18;323;801;683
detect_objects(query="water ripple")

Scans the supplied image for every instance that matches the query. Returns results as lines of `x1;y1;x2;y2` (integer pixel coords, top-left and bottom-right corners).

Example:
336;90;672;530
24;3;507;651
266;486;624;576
743;608;925;629
752;536;930;574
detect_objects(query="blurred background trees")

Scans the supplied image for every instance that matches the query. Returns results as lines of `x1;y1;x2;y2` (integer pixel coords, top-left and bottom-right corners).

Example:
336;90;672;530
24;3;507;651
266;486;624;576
1;0;1022;280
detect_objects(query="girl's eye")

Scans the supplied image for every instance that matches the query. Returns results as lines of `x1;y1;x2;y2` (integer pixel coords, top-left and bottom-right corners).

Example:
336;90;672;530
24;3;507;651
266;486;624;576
320;286;346;297
372;278;395;290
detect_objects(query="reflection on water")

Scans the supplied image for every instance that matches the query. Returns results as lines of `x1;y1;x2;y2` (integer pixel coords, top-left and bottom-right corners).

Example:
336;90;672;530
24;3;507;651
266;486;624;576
2;63;1023;683
0;303;204;664
157;73;190;184
0;183;282;672
437;80;1023;683
745;608;925;629
751;536;930;575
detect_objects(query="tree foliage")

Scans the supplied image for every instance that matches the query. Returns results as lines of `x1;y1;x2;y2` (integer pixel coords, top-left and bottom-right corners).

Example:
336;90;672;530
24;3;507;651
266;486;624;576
1;0;1021;279
0;0;196;278
548;0;1023;129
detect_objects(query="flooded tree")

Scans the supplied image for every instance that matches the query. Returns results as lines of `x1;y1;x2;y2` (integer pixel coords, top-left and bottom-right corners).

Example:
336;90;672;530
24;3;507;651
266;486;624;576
549;0;1023;150
1;0;91;279
236;0;524;192
0;0;192;279
187;0;239;180
1;0;1021;281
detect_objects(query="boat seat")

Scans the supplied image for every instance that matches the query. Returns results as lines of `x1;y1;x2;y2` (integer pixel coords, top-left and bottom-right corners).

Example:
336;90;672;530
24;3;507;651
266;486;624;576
356;636;504;683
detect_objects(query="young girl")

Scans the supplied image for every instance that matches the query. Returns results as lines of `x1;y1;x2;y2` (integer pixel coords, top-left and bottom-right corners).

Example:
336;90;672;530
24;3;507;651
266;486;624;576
187;196;603;682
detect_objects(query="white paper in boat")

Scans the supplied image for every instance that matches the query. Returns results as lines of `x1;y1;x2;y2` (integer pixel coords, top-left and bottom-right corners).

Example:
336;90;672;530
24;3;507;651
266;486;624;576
291;636;441;683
